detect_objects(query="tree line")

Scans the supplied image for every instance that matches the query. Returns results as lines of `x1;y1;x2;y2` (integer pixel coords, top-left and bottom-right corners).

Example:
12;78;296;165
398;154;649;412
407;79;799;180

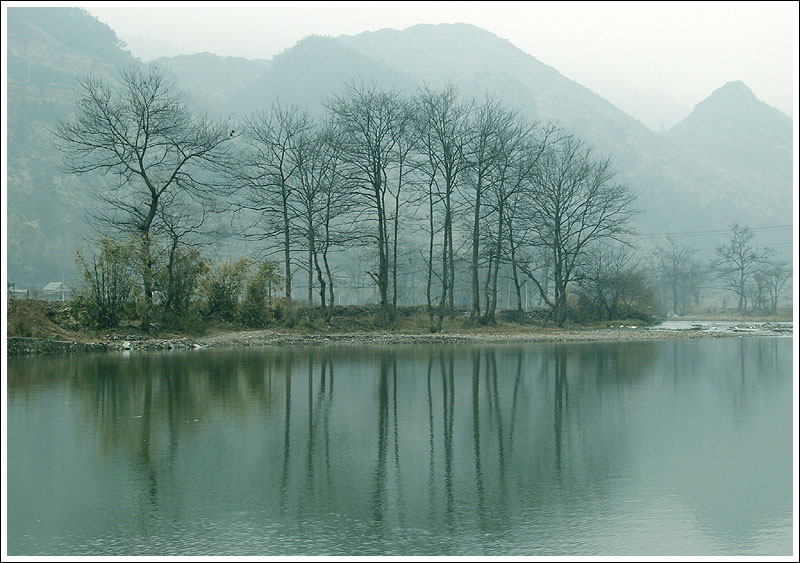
53;66;790;332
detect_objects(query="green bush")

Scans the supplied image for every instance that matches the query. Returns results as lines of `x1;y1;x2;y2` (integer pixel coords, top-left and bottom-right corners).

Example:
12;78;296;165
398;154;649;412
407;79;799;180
201;258;253;322
73;237;138;329
240;260;283;327
156;245;208;324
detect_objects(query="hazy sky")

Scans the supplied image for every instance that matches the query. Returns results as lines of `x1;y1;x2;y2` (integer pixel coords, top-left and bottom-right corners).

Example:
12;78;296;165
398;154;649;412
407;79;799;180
78;2;797;130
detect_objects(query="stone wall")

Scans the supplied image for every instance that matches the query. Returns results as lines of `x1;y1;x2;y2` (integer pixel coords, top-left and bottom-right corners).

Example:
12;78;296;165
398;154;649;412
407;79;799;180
7;337;107;355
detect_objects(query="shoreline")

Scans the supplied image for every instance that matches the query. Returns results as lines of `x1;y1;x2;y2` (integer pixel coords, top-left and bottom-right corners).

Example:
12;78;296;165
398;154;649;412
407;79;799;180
7;324;792;355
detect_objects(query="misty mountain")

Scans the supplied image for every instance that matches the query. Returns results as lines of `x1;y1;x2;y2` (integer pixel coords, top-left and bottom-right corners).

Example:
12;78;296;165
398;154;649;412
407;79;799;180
151;35;417;119
339;23;656;154
149;51;271;115
668;80;792;185
5;8;793;287
6;8;139;286
662;81;793;232
146;21;796;240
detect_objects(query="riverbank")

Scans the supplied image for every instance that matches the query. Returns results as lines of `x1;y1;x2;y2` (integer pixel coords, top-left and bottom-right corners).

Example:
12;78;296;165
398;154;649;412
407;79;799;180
6;298;792;355
10;323;791;356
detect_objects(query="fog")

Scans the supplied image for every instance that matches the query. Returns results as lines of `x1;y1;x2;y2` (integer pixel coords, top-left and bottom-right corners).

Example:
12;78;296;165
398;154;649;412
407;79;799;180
4;5;796;317
86;2;797;131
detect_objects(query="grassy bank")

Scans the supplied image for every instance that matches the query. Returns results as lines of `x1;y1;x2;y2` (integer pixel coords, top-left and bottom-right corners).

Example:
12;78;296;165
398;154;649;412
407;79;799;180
5;298;792;346
675;306;793;322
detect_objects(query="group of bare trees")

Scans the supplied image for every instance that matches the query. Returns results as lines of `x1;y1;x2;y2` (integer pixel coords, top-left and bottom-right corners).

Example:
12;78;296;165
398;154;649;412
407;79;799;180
647;226;791;317
53;66;643;329
713;225;791;315
58;66;789;331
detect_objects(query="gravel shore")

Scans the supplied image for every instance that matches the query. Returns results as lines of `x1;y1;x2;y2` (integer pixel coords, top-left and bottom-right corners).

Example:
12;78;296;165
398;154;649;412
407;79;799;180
167;326;740;350
9;324;791;355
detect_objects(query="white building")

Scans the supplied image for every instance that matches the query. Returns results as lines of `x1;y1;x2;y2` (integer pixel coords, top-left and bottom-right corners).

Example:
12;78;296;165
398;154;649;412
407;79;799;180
42;281;71;301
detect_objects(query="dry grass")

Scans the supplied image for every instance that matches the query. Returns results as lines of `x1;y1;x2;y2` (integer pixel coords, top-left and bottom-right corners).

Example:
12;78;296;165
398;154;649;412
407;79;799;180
678;306;793;322
6;299;88;340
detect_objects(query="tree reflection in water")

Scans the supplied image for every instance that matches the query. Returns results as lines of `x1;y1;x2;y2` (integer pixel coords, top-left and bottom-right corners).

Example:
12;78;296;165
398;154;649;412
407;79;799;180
6;338;792;556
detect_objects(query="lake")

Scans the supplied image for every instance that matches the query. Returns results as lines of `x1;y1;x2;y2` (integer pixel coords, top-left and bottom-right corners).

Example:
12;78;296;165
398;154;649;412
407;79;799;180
6;337;794;556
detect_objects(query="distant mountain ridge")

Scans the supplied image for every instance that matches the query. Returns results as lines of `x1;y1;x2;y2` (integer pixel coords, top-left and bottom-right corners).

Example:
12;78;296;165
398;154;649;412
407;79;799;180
668;80;792;165
5;9;793;286
339;23;653;134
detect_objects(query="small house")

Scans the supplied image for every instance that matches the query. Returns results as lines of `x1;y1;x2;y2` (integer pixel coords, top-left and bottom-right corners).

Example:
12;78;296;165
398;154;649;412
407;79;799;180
43;281;70;301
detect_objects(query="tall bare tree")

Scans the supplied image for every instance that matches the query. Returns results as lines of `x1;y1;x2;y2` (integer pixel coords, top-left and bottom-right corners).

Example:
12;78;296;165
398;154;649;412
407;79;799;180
524;135;637;327
292;121;354;319
326;82;410;325
481;115;542;324
416;84;472;328
387;99;420;315
462;96;510;323
236;103;312;322
55;65;233;330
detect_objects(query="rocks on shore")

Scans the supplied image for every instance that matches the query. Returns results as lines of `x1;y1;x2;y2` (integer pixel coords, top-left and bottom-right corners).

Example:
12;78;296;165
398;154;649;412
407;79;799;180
104;335;205;351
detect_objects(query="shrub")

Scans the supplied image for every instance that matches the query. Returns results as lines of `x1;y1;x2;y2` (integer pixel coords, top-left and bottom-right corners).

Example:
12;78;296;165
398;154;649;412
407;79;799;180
73;237;138;329
156;245;208;324
240;260;283;327
201;258;253;322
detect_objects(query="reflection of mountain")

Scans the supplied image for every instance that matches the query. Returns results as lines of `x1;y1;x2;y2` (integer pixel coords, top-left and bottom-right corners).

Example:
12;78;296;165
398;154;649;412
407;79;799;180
7;8;793;287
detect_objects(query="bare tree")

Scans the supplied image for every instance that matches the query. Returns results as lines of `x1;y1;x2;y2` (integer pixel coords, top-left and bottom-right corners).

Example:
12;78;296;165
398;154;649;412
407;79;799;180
236;103;312;322
55;65;233;330
462;96;510;323
416;84;472;329
155;192;211;317
524;135;637;327
714;224;768;314
481;115;542;324
652;238;705;316
387;99;420;316
419;172;443;329
576;244;654;321
326;82;410;325
292;121;354;320
752;257;791;314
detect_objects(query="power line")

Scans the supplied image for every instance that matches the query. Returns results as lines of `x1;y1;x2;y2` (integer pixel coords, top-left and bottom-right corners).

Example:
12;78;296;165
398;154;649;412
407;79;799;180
632;224;793;239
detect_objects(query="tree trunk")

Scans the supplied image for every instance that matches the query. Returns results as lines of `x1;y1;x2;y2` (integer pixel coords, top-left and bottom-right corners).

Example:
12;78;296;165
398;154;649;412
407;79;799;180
482;253;494;323
308;245;314;308
140;232;154;332
487;205;504;324
375;180;390;325
323;248;334;321
164;237;178;313
470;178;482;322
392;168;402;315
426;187;435;330
447;212;455;318
282;183;293;321
314;249;327;316
511;259;523;314
437;211;449;333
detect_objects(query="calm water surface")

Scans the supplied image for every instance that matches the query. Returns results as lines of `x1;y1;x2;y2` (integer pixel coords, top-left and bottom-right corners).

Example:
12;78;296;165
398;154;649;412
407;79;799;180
7;338;794;556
